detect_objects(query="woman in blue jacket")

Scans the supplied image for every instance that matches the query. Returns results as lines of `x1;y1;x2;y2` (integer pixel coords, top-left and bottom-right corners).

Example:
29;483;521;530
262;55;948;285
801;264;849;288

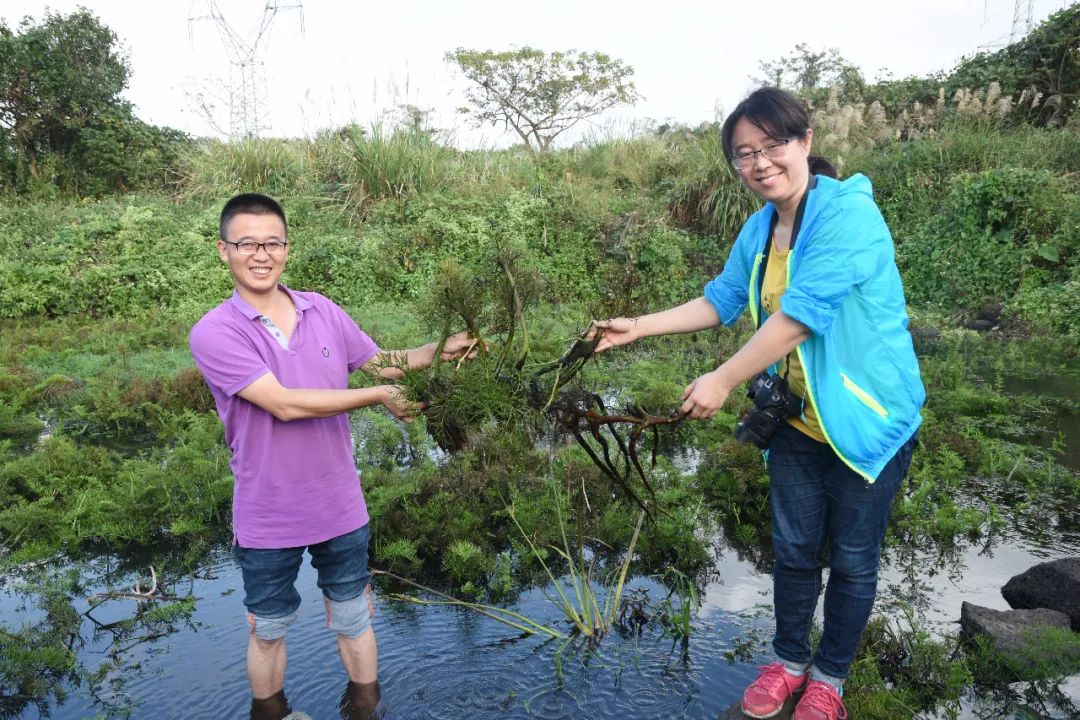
593;87;924;720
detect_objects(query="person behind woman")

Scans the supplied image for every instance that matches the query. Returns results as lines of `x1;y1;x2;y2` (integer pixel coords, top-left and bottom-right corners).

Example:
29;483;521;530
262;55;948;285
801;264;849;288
591;87;924;720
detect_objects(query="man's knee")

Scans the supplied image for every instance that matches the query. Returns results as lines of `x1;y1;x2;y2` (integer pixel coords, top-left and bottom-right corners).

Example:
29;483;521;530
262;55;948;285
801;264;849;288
324;585;375;638
248;609;299;641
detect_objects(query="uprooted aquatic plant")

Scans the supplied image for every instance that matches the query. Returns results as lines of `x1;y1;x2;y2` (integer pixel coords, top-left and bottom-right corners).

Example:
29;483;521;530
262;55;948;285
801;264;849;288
399;246;688;515
546;387;687;517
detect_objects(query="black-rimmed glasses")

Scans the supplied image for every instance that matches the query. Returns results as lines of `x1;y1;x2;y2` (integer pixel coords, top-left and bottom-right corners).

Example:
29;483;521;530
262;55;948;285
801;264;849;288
224;240;288;255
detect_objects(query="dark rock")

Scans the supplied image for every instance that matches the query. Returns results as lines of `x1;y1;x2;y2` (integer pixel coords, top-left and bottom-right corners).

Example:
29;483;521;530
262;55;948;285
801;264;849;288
1002;557;1080;631
963;318;996;331
976;302;1004;323
910;326;941;340
961;602;1073;666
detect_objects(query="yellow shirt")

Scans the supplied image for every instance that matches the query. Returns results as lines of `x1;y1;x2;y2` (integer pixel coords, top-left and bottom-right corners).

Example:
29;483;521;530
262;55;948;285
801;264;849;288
760;240;827;443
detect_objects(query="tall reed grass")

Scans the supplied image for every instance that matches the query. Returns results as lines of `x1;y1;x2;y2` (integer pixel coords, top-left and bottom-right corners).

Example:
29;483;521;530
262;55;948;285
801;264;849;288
173;137;312;201
172;124;544;218
310;123;458;218
666;125;760;239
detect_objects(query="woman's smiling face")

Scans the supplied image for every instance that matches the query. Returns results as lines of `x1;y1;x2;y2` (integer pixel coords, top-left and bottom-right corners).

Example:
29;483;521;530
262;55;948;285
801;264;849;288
731;117;813;210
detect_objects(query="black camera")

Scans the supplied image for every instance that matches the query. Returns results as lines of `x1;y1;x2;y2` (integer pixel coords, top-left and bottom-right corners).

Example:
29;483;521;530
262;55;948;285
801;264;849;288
733;372;803;449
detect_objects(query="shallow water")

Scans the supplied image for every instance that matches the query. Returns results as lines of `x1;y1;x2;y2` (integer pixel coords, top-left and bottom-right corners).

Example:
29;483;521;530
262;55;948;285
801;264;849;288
4;549;759;719
6;518;1080;720
1000;373;1080;472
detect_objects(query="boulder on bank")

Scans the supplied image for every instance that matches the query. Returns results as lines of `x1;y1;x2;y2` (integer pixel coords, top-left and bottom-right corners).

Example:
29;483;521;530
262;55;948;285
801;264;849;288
910;326;942;340
960;602;1075;668
1002;557;1080;631
963;302;1004;331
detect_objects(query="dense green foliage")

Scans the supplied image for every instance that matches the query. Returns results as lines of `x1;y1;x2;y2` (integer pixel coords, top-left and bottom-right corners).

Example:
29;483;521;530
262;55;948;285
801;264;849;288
898;167;1079;316
4;114;1077;336
0;9;187;196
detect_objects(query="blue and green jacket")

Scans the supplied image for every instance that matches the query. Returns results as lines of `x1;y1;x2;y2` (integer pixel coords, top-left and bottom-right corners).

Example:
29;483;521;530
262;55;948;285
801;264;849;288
704;173;924;482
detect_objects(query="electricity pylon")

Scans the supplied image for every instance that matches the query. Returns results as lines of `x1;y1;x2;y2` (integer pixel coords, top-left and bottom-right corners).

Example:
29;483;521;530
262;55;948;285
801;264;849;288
1010;0;1035;41
189;1;304;139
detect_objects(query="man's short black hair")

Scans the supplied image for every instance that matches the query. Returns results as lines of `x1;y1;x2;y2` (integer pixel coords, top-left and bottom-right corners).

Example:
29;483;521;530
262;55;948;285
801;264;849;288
219;193;288;240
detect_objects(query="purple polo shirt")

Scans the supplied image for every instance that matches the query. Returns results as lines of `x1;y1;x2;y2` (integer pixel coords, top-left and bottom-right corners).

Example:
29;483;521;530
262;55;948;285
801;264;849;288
189;286;380;548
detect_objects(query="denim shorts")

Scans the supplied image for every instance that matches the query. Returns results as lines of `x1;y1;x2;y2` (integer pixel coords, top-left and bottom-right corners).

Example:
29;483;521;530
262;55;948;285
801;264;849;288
234;524;373;638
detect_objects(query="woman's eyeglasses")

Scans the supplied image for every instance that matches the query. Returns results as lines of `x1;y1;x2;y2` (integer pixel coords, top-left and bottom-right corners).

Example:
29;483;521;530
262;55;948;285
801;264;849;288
731;138;794;171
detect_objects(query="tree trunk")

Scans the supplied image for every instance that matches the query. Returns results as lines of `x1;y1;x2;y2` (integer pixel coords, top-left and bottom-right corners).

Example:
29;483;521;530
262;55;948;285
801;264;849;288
27;146;39;180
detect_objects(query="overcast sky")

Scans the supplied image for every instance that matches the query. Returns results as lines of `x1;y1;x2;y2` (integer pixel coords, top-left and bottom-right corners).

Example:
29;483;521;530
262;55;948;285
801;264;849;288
3;0;1072;146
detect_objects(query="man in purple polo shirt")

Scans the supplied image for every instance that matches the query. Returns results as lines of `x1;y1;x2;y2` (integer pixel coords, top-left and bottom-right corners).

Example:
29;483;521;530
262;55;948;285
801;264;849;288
190;193;472;718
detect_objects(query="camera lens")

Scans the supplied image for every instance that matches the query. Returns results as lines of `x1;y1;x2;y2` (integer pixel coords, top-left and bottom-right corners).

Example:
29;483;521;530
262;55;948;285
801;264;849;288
734;408;779;449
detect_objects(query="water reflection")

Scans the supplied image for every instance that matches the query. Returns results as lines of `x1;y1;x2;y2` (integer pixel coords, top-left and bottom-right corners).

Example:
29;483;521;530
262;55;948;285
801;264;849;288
4;530;1080;719
963;678;1080;719
250;689;291;720
1000;373;1080;473
339;681;385;720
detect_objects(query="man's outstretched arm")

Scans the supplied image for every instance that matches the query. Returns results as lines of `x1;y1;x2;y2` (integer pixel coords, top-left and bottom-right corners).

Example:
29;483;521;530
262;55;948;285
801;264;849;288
237;372;417;422
363;330;477;379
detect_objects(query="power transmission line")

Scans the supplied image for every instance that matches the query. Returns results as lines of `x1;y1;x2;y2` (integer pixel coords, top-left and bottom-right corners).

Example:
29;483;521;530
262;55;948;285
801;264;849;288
188;1;304;139
1011;0;1035;41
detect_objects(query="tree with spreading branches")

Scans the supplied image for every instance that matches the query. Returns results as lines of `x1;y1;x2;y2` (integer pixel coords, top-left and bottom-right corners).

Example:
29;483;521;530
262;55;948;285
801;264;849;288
446;47;641;153
0;9;127;182
0;8;184;194
753;43;866;104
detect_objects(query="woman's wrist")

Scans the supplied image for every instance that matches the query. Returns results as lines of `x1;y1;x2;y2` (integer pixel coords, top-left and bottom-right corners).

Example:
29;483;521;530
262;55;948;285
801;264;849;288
711;364;739;392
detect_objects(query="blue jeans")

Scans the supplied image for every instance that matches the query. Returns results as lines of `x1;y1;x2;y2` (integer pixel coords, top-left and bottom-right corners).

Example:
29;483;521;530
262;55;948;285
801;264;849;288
768;423;916;679
234;524;372;620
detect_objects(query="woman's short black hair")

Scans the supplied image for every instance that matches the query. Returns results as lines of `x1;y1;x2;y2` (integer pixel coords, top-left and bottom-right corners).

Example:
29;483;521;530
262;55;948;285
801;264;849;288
721;87;811;160
219;193;288;240
721;87;837;179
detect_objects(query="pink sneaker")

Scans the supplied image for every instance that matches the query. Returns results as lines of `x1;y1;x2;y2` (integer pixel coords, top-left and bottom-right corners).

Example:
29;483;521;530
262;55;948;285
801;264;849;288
792;679;848;720
741;663;809;718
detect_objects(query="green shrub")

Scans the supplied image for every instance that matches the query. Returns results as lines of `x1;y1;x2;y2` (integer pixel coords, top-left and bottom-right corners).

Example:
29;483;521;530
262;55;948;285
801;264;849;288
375;538;422;573
897;167;1078;318
441;539;490;585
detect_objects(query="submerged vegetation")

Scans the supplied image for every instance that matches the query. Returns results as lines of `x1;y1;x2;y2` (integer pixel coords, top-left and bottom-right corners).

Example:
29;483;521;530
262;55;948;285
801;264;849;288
1;5;1079;718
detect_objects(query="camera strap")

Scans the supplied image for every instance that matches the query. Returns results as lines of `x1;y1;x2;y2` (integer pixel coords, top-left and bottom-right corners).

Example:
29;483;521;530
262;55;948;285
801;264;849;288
756;174;817;383
757;174;817;320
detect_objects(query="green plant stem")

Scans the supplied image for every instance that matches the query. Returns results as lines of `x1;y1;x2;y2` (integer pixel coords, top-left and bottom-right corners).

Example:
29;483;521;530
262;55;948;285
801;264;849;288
371;568;563;639
605;509;645;625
